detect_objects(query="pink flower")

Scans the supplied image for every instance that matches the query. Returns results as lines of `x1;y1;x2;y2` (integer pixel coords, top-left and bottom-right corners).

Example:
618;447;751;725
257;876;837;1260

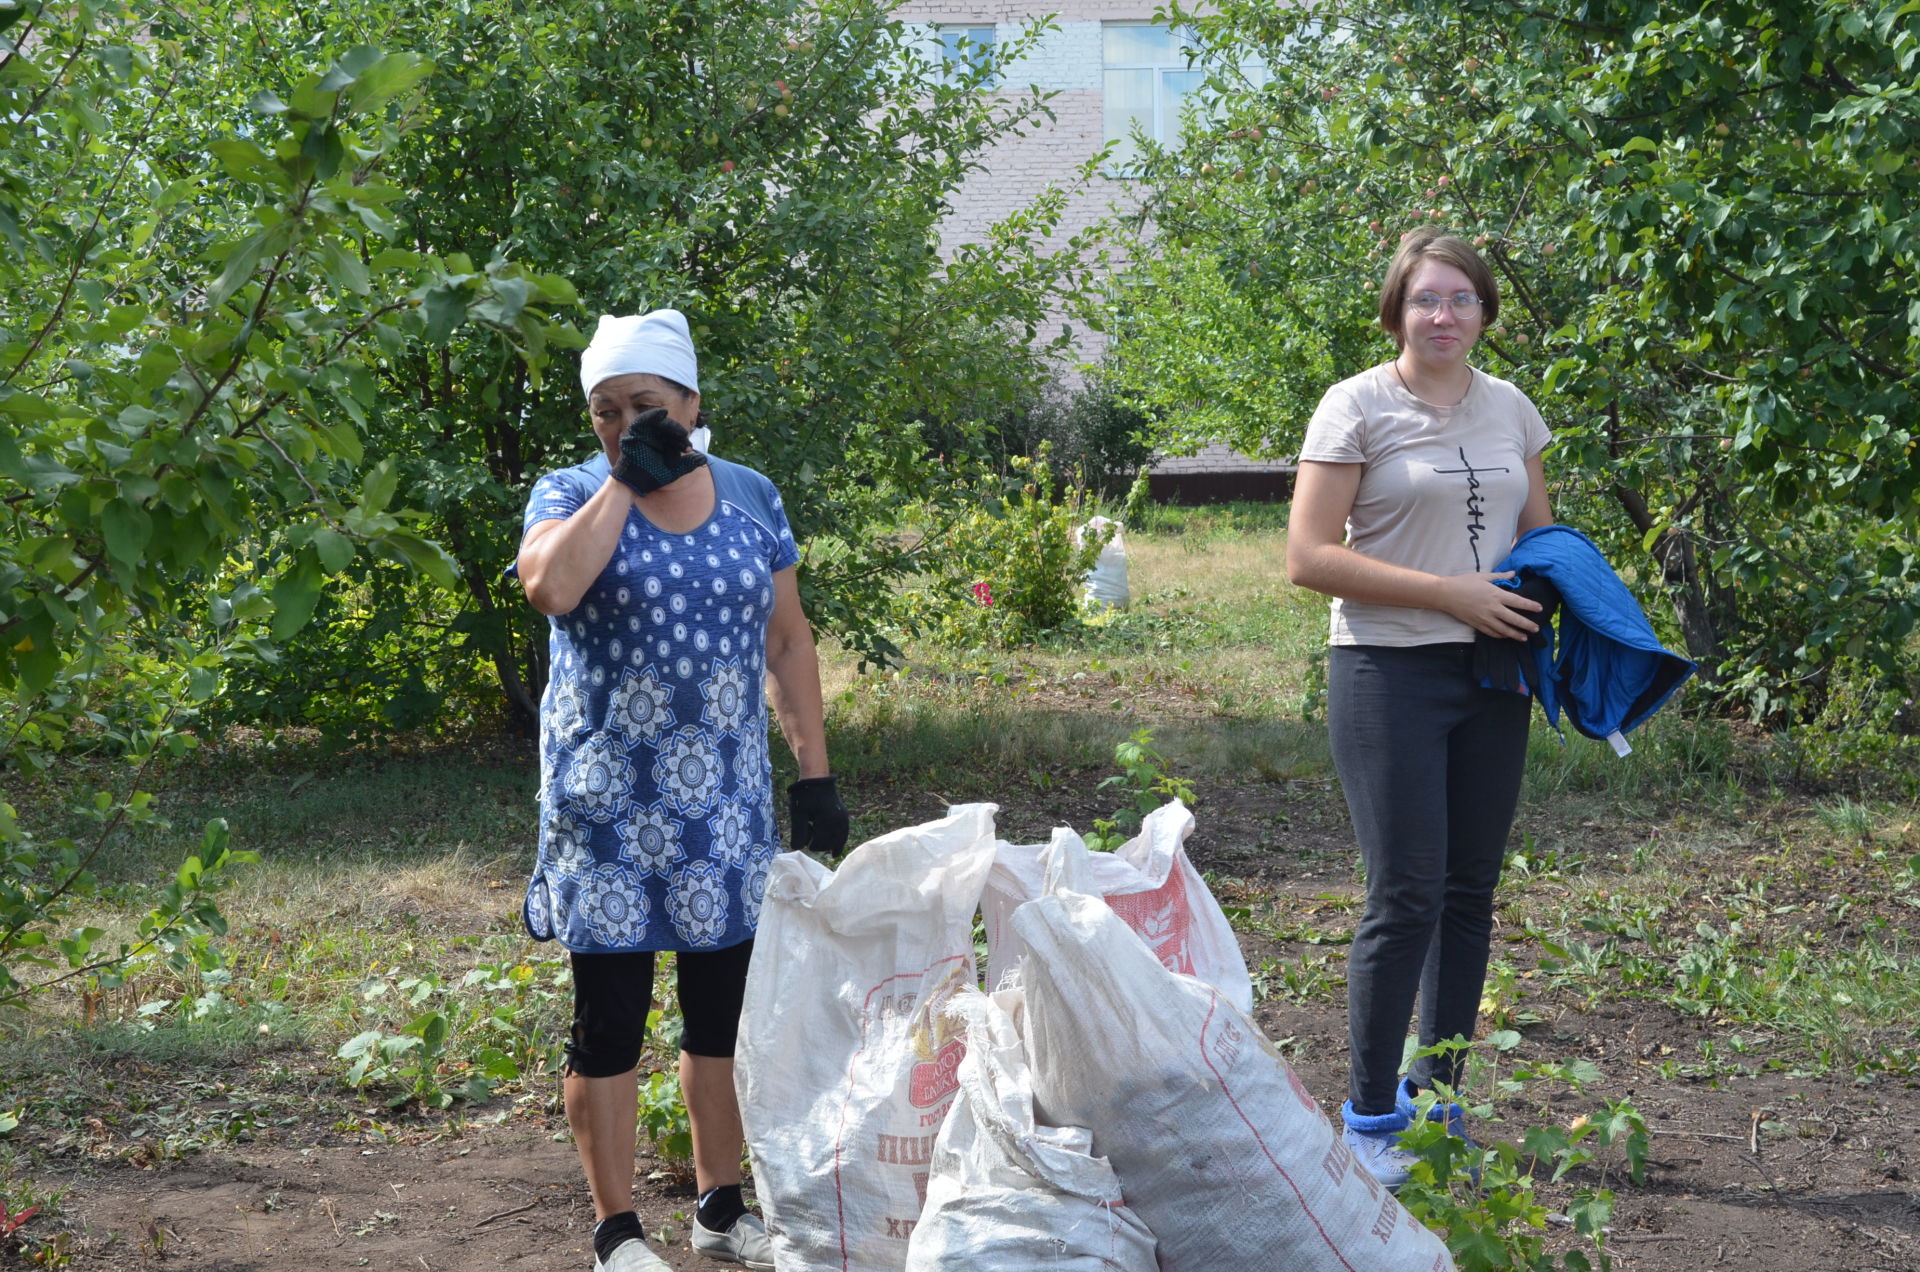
971;581;995;607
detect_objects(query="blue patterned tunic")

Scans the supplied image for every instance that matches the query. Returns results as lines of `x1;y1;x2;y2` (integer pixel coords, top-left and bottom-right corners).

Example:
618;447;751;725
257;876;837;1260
519;454;800;953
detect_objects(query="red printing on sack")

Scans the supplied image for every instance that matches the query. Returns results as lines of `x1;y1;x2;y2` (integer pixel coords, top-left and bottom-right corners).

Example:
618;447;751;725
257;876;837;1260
1103;867;1197;976
909;1038;965;1109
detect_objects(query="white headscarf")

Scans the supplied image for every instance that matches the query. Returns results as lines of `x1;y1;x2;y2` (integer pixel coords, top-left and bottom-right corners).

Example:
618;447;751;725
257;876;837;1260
579;310;711;453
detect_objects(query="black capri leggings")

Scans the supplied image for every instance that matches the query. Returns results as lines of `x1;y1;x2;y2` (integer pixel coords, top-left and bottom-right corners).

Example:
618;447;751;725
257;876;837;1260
565;941;755;1079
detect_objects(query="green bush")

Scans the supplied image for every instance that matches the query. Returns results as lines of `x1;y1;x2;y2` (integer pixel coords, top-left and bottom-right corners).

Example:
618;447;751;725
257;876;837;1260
1395;1038;1650;1272
637;1065;695;1180
209;563;506;747
335;959;569;1109
904;450;1108;648
1776;653;1920;796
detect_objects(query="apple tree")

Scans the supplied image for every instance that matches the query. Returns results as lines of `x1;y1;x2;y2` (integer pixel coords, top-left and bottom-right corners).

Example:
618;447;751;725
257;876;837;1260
1106;0;1920;713
0;0;573;1000
175;0;1109;733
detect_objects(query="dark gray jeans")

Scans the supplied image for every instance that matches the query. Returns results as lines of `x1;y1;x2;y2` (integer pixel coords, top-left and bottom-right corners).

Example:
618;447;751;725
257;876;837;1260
1329;642;1531;1114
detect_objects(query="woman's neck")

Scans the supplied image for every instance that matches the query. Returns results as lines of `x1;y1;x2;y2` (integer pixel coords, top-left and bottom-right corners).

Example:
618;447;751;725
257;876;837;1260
1392;352;1472;407
632;466;716;535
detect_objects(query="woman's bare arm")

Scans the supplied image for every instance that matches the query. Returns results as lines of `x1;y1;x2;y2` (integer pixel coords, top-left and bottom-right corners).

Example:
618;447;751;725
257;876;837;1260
764;567;830;780
515;478;636;616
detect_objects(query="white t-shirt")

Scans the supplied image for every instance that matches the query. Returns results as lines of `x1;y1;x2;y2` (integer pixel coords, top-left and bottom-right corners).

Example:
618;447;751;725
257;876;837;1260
1299;362;1551;646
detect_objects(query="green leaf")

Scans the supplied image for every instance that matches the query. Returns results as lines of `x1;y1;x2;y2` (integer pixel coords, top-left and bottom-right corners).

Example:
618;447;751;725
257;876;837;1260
269;556;325;641
208;137;281;185
321;241;371;295
97;45;134;82
409;1010;450;1054
359;459;400;516
312;526;355;574
338;1030;383;1061
100;500;153;573
0;429;79;488
248;90;289;115
420;282;470;343
382;531;461;591
207;222;291;309
346;52;435;114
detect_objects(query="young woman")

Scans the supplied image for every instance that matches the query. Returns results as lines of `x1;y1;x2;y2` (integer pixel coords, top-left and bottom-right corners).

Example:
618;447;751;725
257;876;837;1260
1287;229;1553;1189
517;310;849;1270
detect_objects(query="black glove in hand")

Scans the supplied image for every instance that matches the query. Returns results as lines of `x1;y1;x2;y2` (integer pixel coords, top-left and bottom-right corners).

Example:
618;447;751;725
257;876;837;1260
611;407;707;495
1472;630;1531;693
788;776;850;859
1472;574;1563;693
1513;574;1563;648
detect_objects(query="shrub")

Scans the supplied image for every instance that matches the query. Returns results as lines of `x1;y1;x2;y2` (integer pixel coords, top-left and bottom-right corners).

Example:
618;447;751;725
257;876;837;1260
904;449;1108;649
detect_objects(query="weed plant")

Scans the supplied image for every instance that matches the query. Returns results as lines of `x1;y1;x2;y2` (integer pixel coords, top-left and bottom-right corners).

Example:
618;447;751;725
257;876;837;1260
1396;1038;1650;1272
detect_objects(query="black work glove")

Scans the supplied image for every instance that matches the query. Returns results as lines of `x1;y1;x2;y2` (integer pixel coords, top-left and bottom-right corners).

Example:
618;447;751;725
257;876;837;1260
611;407;707;495
1472;573;1562;693
788;776;850;859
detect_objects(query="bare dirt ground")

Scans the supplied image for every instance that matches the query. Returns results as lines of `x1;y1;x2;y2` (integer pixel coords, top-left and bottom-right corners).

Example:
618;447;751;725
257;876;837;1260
42;1056;1919;1271
24;767;1920;1271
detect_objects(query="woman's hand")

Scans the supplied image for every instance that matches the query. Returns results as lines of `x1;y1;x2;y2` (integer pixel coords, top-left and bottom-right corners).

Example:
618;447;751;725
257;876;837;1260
1435;572;1544;639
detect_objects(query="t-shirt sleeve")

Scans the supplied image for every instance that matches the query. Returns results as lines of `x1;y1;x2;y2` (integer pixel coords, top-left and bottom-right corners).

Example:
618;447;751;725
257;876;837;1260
761;477;801;573
1520;393;1551;459
1299;382;1368;463
522;469;591;538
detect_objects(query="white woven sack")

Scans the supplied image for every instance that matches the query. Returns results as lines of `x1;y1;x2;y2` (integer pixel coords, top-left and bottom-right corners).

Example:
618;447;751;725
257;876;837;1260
1013;837;1455;1272
1076;516;1130;609
980;800;1253;1013
903;988;1157;1272
736;803;999;1272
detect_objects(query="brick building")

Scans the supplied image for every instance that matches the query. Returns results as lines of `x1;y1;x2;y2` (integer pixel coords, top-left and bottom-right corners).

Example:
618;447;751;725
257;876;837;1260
897;1;1208;363
897;3;1291;501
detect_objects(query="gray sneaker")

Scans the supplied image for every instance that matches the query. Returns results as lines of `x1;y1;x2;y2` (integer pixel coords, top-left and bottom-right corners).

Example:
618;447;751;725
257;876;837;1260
594;1235;673;1272
691;1210;775;1269
1340;1101;1417;1192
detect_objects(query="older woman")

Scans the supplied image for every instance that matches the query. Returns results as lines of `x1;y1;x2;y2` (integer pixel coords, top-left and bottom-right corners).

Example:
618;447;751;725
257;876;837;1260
517;310;849;1271
1287;228;1553;1190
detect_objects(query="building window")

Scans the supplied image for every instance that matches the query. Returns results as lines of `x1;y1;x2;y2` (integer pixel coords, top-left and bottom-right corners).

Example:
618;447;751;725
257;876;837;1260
936;25;997;86
1102;23;1203;171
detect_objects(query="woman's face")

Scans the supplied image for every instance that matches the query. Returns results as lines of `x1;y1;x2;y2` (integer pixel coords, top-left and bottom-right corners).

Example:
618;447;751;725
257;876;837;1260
588;373;701;458
1398;258;1482;369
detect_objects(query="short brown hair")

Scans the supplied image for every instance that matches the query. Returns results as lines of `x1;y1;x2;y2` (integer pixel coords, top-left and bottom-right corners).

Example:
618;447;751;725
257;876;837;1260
1377;227;1499;347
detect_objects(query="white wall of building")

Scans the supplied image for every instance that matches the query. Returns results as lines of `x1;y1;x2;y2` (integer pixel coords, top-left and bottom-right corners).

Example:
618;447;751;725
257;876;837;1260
897;2;1173;366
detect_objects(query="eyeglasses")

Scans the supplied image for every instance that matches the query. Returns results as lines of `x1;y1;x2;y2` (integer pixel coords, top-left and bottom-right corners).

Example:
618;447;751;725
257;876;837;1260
1406;291;1484;318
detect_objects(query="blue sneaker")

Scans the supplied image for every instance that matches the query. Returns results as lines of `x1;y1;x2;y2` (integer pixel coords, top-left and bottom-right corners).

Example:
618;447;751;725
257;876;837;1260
1340;1102;1416;1191
1397;1076;1477;1148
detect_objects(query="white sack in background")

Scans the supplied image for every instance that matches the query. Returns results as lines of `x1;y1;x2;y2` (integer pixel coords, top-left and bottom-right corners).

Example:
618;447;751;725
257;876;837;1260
736;803;998;1272
1014;837;1454;1272
903;988;1157;1272
1075;516;1130;610
981;800;1253;1013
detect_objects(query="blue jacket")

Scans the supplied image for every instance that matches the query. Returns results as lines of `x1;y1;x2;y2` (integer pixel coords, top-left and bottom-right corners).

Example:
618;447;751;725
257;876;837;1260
1493;525;1694;744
